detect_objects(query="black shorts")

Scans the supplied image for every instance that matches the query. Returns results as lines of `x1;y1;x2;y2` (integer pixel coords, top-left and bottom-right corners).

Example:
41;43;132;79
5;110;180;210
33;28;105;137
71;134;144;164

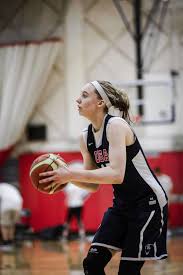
67;207;82;223
92;202;168;261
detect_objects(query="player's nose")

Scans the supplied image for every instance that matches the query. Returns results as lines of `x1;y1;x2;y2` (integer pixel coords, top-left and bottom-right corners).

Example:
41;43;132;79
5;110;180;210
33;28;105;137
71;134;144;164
76;97;81;104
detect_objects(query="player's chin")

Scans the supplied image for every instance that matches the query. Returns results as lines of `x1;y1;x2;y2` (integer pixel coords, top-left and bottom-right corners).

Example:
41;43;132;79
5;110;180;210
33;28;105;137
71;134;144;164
78;108;88;118
78;109;84;116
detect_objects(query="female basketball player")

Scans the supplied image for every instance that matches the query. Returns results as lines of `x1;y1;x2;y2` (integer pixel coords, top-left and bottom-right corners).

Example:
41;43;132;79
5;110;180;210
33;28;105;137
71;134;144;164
39;81;168;275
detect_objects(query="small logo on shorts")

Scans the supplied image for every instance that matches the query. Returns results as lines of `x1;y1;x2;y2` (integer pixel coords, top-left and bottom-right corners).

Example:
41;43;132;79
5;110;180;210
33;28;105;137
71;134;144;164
89;248;99;254
149;197;156;205
145;244;154;255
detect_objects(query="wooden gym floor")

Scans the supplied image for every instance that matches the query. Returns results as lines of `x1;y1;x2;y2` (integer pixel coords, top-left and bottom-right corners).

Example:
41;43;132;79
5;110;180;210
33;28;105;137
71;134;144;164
0;236;183;275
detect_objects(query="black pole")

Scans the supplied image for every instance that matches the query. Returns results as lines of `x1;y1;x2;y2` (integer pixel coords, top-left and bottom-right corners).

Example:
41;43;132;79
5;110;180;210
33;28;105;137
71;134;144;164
134;0;143;115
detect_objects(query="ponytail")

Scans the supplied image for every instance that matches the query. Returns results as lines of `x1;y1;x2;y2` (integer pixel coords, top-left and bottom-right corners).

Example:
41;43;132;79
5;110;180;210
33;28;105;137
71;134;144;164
97;81;131;123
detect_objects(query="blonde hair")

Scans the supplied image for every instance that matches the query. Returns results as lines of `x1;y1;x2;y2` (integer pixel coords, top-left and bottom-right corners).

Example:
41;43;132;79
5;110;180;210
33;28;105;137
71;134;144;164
95;80;131;123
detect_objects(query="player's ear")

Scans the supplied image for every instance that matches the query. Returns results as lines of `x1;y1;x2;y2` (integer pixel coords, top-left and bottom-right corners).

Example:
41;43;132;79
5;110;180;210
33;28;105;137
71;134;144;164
98;100;105;107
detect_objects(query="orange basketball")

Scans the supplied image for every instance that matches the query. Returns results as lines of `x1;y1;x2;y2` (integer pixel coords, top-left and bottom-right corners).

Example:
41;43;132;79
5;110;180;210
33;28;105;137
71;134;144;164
29;153;68;194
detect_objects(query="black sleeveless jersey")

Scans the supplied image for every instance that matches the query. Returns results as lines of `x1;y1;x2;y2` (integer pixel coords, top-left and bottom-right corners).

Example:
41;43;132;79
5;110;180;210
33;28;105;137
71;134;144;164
86;114;167;210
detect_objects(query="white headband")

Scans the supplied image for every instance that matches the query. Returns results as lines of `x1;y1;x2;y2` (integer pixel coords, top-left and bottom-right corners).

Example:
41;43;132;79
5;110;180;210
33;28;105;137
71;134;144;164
91;81;112;108
91;80;123;118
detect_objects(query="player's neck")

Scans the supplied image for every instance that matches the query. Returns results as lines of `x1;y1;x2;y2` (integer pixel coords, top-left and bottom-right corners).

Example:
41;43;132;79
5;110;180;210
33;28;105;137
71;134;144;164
91;113;107;132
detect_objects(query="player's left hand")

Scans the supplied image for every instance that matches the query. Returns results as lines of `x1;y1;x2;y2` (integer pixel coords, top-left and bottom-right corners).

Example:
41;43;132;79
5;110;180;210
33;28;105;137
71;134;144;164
39;158;71;185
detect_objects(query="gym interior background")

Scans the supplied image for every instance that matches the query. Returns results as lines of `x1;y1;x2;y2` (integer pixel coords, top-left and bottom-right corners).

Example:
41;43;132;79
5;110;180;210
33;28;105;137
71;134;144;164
0;0;183;251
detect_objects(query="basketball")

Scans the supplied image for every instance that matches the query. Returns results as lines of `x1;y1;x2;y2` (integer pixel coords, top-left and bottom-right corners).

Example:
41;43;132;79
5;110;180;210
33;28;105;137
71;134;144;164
29;153;68;194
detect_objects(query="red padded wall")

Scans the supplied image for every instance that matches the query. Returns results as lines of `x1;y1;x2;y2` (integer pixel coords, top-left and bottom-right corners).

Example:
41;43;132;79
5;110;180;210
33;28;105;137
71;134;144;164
148;152;183;194
19;151;183;231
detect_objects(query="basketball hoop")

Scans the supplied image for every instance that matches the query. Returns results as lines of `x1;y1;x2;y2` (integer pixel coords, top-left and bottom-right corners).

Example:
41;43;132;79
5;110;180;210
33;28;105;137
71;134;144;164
111;74;175;125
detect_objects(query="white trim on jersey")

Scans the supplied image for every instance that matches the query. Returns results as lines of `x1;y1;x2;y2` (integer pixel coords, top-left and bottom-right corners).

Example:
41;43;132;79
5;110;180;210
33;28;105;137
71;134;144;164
132;151;167;208
132;150;167;242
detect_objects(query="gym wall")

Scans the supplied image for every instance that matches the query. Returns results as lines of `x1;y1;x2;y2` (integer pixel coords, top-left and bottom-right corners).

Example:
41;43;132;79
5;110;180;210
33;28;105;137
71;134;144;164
19;151;183;231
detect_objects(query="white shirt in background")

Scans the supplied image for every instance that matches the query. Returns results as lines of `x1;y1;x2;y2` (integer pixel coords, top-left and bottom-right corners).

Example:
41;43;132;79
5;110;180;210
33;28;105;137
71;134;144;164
0;183;23;212
64;161;90;208
64;184;89;208
157;175;173;200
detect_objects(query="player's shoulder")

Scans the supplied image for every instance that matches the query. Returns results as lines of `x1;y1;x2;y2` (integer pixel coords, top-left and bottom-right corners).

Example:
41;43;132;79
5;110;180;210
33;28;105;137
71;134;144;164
108;116;128;124
79;128;89;150
107;116;130;130
80;127;88;141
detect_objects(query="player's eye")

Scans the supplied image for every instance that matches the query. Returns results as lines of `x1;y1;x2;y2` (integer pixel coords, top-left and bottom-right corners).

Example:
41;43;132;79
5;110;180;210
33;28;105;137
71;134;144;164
82;92;88;98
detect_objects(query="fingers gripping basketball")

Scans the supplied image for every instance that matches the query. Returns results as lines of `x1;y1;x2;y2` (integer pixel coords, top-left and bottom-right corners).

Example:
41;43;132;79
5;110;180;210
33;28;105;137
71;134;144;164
29;153;68;194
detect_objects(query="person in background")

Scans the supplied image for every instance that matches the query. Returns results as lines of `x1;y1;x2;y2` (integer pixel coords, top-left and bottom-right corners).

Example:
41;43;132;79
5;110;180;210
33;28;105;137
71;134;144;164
154;167;173;202
62;162;90;241
0;182;23;252
154;167;173;236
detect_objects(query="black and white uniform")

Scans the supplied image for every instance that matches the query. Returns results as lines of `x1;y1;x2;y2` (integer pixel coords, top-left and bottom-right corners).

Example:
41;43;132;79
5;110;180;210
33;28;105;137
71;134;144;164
83;114;168;261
